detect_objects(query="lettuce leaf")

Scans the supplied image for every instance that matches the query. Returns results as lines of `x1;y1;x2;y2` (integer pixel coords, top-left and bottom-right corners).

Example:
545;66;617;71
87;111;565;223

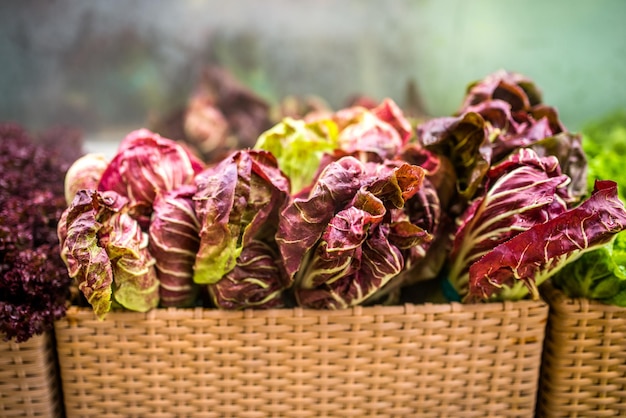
467;180;626;301
98;129;205;227
209;240;290;309
551;230;626;306
254;117;339;195
333;98;413;163
460;70;543;112
416;112;491;201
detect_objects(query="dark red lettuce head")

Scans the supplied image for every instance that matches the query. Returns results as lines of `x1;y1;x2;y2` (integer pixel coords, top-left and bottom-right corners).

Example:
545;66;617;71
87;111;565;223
460;70;543;112
276;156;429;309
60;189;159;318
332;98;413;163
193;150;292;309
447;148;573;299
417;70;586;213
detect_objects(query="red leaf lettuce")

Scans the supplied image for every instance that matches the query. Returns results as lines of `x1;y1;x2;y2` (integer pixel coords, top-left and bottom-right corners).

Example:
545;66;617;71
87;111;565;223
193;150;292;308
276;156;428;309
60;190;159;318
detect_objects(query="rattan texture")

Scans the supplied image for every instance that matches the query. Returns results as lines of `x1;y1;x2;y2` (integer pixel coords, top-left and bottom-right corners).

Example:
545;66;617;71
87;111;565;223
55;301;547;418
538;283;626;417
0;332;63;418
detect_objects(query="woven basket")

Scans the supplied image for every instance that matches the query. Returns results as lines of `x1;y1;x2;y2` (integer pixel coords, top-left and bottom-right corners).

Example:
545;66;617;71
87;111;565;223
55;301;547;418
538;283;626;417
0;332;63;418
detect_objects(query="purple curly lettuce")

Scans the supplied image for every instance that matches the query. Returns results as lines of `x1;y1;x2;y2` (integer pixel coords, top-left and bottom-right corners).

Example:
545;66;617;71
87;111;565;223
0;123;79;342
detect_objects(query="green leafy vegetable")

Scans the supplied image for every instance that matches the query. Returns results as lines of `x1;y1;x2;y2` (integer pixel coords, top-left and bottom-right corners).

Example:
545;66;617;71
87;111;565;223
551;231;626;306
254;117;339;195
581;109;626;202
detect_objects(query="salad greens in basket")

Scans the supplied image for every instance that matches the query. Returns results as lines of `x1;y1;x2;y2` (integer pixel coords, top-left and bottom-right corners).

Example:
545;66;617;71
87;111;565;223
55;71;626;316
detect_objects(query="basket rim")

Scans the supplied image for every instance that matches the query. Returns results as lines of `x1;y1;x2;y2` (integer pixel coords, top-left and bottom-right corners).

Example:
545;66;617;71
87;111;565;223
59;297;548;322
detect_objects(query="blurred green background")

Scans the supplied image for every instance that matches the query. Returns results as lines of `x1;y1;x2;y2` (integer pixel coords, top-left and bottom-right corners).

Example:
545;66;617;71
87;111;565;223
1;0;625;150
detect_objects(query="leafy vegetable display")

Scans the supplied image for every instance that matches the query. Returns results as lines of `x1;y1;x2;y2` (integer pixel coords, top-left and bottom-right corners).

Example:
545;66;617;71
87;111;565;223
1;123;81;342
53;70;626;315
416;70;626;302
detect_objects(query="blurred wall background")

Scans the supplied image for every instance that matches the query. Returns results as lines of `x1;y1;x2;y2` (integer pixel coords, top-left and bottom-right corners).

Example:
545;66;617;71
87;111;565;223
1;0;625;150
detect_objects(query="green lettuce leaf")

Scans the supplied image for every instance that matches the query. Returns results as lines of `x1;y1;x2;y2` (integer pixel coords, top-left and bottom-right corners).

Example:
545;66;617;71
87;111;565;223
582;109;626;202
254;117;339;195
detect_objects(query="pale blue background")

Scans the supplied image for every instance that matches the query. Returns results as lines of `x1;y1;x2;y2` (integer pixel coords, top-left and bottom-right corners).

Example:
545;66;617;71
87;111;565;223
1;0;624;149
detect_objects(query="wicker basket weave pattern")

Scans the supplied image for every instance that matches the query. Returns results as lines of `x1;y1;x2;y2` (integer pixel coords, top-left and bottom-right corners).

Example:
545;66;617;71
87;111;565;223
56;301;547;418
0;332;63;418
538;284;626;417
